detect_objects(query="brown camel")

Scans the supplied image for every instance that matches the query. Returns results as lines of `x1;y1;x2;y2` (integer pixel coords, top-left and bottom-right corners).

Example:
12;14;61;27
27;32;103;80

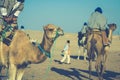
0;24;64;80
86;23;117;80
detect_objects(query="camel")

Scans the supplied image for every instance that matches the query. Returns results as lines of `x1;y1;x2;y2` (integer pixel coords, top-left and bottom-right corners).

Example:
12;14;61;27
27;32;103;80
86;23;117;80
0;24;64;80
77;32;87;61
77;44;87;61
104;23;117;69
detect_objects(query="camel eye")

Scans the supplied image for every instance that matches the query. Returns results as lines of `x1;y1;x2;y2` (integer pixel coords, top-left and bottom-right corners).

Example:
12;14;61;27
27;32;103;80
48;29;54;31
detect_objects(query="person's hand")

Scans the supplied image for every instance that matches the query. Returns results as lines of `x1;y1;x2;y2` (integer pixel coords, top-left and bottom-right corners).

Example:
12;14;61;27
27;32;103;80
3;16;13;23
12;17;17;21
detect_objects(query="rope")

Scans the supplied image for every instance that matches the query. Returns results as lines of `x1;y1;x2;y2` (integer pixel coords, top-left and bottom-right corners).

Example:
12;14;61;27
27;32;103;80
38;45;51;58
0;21;13;42
43;38;57;80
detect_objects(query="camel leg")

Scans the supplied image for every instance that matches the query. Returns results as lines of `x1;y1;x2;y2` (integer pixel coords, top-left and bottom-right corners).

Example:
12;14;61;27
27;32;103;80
88;59;92;80
0;41;5;67
99;47;109;80
77;46;80;60
9;64;17;80
87;42;92;79
104;46;110;70
95;55;101;80
95;54;103;80
99;54;106;80
83;48;87;61
88;51;93;79
97;46;110;80
0;65;3;75
16;68;25;80
103;53;107;72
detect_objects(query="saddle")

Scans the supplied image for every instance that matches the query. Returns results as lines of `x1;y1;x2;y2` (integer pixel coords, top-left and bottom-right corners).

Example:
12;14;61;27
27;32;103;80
2;33;14;46
86;28;110;46
87;28;102;35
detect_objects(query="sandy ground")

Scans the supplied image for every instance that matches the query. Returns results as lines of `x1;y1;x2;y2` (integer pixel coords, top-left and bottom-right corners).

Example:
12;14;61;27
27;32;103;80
1;30;120;80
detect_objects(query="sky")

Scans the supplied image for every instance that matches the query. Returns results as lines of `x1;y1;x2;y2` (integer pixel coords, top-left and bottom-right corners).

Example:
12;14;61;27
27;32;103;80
18;0;120;34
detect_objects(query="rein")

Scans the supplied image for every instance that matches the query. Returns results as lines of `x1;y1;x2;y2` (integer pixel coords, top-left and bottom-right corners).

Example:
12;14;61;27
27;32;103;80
37;30;59;58
37;30;58;80
0;25;13;41
53;31;59;41
38;44;51;58
0;21;14;46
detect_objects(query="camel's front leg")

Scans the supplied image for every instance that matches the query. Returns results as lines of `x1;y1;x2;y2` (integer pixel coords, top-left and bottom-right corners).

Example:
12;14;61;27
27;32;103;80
9;64;17;80
16;68;25;80
95;55;104;80
77;46;81;60
83;48;87;61
88;59;92;79
104;46;109;64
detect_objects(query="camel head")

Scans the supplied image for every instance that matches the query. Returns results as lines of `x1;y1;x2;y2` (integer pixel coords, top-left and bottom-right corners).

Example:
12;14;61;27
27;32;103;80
107;23;117;42
43;24;64;41
38;24;64;58
108;23;117;31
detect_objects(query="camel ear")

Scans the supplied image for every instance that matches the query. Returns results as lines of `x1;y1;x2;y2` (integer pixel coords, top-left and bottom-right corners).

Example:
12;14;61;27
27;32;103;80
43;24;50;30
107;23;117;31
57;27;60;30
43;26;47;30
43;26;45;30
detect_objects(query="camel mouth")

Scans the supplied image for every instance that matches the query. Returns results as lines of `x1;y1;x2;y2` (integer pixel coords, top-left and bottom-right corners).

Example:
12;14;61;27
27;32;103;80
107;23;117;31
57;27;64;36
38;45;51;58
58;31;64;36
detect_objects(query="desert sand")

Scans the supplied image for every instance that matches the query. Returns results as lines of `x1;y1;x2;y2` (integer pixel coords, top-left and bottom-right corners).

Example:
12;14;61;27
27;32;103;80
1;30;120;80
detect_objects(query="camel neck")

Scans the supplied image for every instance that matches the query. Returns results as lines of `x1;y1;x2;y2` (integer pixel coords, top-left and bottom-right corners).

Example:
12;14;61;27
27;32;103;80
108;29;113;41
40;34;53;53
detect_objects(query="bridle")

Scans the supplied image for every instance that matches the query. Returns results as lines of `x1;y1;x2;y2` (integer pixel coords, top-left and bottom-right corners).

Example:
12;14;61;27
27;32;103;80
37;28;59;58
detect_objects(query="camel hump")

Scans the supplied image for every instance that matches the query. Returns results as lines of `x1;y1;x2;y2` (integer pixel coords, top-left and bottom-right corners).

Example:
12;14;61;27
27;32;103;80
2;30;27;46
10;30;30;47
15;30;26;35
13;30;28;39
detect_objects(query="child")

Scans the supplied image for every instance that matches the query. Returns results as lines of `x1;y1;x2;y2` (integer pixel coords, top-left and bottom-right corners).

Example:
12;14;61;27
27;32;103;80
60;40;71;64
